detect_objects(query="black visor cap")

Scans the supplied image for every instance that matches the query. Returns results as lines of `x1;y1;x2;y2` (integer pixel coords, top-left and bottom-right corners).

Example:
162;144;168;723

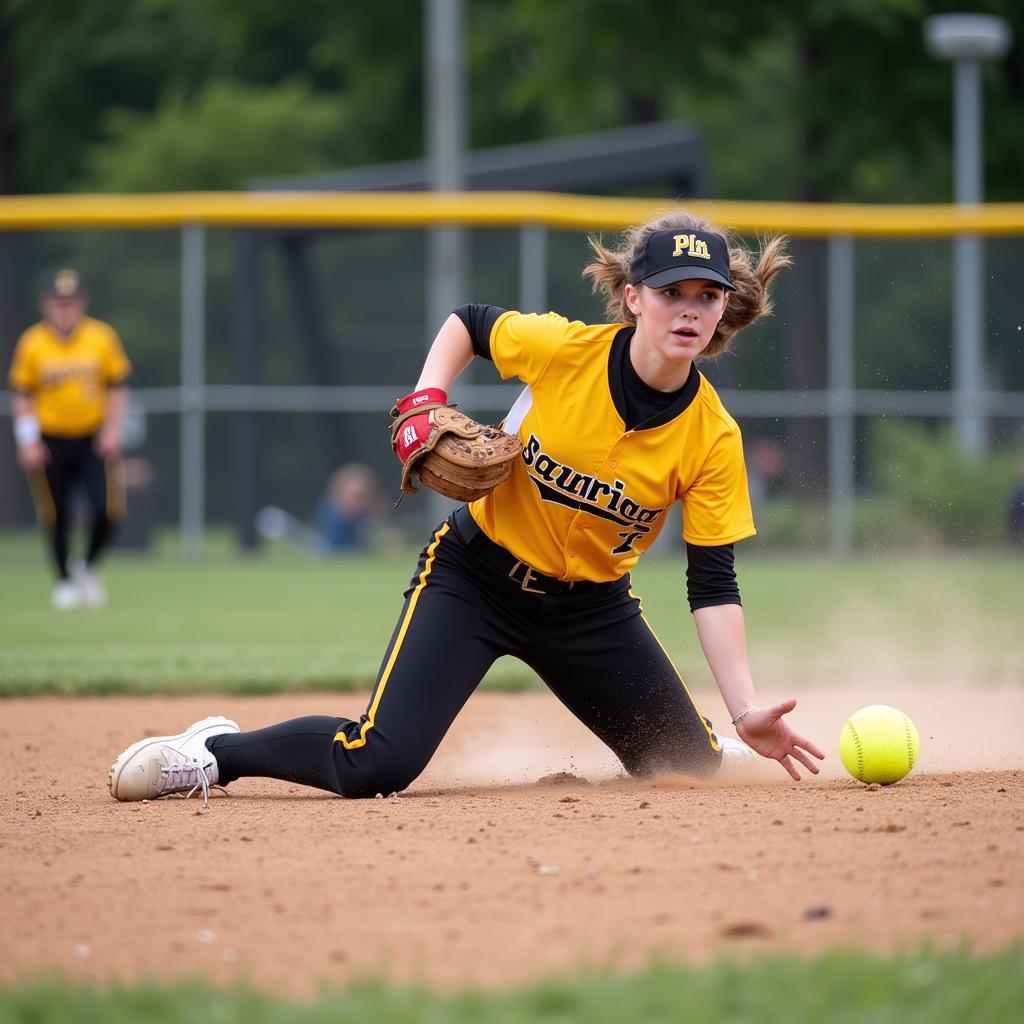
629;229;734;291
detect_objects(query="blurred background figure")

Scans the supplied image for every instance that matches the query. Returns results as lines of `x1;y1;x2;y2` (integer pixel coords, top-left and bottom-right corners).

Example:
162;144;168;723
256;462;382;558
7;269;132;608
315;462;381;552
745;436;787;517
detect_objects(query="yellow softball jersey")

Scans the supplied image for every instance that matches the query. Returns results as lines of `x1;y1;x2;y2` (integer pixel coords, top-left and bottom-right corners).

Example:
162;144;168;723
8;317;131;437
469;311;755;583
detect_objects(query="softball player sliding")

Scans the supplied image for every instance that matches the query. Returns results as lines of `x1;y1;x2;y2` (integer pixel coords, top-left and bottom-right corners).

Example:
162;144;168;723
109;210;825;805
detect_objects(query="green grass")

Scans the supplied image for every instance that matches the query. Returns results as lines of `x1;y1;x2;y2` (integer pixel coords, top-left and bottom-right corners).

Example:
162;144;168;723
2;946;1021;1023
1;528;1022;695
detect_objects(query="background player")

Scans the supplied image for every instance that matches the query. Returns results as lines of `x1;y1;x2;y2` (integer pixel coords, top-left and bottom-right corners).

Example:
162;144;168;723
109;209;825;804
8;269;132;608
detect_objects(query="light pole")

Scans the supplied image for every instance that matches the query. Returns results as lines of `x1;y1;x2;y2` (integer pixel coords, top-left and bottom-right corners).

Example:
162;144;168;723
924;14;1012;457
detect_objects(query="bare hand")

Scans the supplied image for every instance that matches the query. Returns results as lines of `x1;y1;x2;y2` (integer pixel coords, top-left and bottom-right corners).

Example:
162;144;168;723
735;699;825;781
94;430;122;460
17;440;49;471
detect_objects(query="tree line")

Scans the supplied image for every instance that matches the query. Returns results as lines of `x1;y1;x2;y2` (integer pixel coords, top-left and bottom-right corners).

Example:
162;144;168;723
1;0;1021;201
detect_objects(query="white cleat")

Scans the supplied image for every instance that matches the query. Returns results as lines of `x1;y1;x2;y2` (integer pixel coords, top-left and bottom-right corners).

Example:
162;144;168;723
71;559;107;608
716;736;762;780
718;736;758;763
109;717;240;807
52;579;80;610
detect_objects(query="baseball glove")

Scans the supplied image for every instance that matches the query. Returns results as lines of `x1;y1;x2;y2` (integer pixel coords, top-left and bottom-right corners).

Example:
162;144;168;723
390;389;522;503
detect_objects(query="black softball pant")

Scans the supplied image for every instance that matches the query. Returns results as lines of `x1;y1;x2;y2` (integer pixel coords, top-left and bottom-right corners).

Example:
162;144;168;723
26;434;125;580
211;508;722;797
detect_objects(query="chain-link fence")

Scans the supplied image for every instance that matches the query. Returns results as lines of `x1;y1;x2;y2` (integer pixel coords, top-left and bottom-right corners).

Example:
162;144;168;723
2;194;1022;556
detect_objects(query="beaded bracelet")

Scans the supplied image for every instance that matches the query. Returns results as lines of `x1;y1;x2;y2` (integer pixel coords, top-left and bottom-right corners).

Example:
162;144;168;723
730;706;758;726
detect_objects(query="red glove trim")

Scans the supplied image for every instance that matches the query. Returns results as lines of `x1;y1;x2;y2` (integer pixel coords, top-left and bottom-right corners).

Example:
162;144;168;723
396;388;447;416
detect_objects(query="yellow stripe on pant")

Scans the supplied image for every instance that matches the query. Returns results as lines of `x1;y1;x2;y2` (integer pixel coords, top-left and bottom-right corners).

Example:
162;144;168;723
628;586;720;752
335;522;450;750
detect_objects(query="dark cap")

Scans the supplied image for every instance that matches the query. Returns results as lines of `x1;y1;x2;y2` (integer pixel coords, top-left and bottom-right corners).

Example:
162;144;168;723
629;229;734;291
42;268;85;300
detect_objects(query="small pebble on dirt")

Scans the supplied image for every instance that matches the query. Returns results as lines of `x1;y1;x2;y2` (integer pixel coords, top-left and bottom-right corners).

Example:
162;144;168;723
803;904;832;920
866;783;882;792
719;921;772;939
536;865;560;876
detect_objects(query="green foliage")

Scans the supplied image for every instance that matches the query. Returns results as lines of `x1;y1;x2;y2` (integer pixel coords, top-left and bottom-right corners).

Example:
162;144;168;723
868;421;1021;545
84;80;344;191
759;424;1024;552
2;946;1022;1023
753;498;832;549
754;495;949;551
5;0;1024;200
6;0;215;193
852;495;945;551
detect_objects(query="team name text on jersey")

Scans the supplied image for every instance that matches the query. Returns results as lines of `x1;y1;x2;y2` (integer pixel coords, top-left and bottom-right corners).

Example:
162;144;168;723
522;433;665;554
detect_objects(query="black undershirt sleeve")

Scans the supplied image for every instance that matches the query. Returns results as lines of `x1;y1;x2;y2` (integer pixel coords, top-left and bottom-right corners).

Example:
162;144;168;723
685;542;741;612
453;304;507;360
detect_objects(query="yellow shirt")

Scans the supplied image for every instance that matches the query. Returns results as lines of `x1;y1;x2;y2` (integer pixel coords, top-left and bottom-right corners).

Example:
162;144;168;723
8;317;131;437
469;311;755;583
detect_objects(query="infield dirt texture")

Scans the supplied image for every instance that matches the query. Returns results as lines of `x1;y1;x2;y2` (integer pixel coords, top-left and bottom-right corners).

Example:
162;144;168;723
2;687;1021;994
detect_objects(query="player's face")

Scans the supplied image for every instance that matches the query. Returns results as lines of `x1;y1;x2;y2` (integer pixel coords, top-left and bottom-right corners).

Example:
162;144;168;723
42;296;86;337
629;279;728;363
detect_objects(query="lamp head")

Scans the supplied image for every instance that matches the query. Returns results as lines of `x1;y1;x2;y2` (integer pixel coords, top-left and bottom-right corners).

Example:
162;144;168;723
925;14;1012;61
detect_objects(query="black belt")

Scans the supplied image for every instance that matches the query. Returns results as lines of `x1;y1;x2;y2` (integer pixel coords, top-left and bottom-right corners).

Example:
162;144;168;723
451;505;603;596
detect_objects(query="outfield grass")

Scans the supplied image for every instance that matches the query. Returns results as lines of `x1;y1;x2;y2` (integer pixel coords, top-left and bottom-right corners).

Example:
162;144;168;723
2;947;1021;1023
1;529;1021;695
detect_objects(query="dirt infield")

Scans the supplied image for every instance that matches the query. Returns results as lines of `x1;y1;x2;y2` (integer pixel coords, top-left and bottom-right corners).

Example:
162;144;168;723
2;687;1022;994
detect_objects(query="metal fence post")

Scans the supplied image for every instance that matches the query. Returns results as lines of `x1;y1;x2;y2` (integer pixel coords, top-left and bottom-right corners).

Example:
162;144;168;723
425;0;466;525
180;223;206;558
519;224;547;313
827;234;855;556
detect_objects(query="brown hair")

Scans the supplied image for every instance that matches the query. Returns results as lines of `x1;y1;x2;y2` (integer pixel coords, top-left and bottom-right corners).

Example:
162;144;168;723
582;209;791;358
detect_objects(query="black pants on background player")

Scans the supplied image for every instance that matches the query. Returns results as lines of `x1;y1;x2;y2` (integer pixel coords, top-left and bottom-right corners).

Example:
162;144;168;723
29;434;123;580
210;505;722;796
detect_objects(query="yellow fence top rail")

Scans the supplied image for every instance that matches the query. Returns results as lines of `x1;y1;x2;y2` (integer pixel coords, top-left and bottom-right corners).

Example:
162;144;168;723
1;191;1023;237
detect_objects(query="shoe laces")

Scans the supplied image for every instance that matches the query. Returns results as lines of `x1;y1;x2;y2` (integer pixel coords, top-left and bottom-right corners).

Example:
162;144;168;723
159;757;214;807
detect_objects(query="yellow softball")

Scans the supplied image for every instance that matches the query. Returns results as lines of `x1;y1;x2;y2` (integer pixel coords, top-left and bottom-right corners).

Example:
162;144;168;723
839;705;920;785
